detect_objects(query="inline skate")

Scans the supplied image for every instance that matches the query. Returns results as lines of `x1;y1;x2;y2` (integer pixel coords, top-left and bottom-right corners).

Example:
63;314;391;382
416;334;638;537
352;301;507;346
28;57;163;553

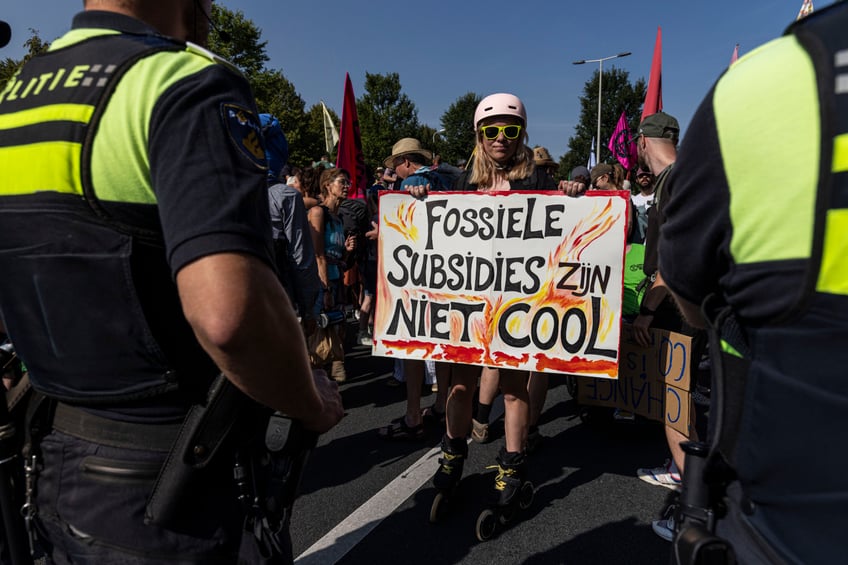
475;448;534;541
429;435;468;523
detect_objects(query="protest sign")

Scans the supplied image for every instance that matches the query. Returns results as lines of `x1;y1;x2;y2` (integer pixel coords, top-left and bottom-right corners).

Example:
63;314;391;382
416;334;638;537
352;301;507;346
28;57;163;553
577;323;694;436
372;190;629;377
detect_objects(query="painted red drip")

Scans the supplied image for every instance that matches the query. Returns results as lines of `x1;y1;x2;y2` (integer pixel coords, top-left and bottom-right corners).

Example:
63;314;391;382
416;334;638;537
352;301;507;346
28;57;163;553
534;354;618;377
440;343;485;364
490;351;530;366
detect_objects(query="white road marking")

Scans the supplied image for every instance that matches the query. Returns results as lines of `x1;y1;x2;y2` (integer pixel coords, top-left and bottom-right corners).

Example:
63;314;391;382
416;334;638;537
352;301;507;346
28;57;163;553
294;402;504;564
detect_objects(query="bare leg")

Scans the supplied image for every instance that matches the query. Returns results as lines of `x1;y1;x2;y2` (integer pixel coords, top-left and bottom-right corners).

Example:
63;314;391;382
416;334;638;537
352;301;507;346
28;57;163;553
500;369;530;453
478;367;500;408
667;399;698;474
446;364;480;440
432;362;450;413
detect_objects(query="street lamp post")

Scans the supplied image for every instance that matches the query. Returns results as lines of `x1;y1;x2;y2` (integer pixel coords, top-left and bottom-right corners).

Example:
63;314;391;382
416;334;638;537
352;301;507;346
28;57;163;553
573;52;631;164
432;128;446;155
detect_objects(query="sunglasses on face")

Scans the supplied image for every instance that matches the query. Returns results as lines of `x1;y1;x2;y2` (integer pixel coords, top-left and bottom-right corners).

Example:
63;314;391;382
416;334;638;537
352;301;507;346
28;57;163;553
479;124;522;140
335;178;351;187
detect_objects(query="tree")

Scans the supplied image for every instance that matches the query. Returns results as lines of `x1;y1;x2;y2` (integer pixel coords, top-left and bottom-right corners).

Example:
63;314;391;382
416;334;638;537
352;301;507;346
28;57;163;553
356;72;419;170
559;68;646;179
209;6;321;167
439;92;481;166
208;5;267;78
1;29;50;86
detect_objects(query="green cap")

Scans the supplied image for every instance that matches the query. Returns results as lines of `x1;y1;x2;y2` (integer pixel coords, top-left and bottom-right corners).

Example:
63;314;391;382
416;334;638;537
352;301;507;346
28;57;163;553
637;111;679;141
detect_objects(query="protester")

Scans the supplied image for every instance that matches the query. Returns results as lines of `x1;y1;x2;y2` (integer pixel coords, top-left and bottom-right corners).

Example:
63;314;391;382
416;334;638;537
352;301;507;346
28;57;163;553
629;111;705;541
631;167;655;243
261;113;321;335
308;168;357;382
661;4;848;561
532;146;559;179
378;138;449;440
0;2;343;562
433;93;556;504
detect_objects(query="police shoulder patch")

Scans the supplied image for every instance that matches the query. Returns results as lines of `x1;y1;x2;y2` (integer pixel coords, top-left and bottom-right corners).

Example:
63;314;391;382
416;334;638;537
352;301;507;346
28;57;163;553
221;103;267;169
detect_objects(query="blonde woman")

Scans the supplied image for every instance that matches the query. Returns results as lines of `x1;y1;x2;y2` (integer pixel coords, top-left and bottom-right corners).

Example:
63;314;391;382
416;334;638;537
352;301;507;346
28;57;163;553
431;94;555;531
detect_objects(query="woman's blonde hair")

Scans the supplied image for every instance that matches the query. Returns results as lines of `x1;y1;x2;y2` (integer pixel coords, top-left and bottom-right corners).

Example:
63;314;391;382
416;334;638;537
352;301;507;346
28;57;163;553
468;129;535;188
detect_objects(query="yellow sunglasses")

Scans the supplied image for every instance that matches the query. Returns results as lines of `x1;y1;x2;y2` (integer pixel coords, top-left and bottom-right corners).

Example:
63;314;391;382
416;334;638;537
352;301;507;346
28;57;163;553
479;124;522;140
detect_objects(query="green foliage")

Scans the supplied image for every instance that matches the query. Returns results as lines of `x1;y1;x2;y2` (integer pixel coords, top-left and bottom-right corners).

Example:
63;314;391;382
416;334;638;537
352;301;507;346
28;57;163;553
356;72;420;169
0;28;50;86
439;92;481;166
559;68;646;178
208;5;268;78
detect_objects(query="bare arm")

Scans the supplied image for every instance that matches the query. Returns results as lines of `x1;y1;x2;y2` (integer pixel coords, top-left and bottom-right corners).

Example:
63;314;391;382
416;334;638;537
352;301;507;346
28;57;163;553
177;252;342;433
633;270;672;347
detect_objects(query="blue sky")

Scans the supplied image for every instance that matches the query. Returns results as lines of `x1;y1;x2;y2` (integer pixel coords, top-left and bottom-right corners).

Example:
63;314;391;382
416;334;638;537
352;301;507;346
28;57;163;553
0;0;827;162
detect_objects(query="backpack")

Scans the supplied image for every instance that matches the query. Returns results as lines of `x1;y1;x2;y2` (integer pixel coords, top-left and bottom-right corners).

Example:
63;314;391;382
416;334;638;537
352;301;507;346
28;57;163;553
433;163;462;190
337;198;370;237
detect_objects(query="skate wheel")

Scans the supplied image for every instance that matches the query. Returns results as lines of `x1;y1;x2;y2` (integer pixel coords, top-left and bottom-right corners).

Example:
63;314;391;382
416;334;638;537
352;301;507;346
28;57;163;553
499;504;517;525
429;491;448;524
519;481;534;510
475;509;497;542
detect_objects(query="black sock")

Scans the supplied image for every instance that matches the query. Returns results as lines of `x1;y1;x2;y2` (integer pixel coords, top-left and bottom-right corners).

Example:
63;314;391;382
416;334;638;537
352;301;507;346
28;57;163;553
476;403;492;423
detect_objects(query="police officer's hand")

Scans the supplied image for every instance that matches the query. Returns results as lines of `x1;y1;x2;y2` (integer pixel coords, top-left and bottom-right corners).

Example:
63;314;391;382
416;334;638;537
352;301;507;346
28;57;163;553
633;314;654;347
407;183;430;199
303;368;344;433
559;179;588;197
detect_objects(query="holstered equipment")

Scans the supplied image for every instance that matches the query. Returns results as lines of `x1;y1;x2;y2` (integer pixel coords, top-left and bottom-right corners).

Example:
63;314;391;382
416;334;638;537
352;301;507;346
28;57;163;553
145;374;269;530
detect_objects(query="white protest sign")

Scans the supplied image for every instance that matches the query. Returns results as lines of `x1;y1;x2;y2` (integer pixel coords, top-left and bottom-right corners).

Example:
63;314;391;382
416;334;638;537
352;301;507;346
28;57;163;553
373;190;628;378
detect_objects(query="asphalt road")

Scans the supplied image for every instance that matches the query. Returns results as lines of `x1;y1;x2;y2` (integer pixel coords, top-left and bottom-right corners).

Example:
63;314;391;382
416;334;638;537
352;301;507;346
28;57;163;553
290;321;680;565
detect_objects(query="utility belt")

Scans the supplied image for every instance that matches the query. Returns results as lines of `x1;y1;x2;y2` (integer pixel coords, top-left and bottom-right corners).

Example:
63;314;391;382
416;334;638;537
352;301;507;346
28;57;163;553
52;402;180;452
6;374;317;564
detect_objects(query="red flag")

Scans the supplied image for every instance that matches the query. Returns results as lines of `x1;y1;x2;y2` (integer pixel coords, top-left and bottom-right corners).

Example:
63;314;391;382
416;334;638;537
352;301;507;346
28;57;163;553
641;27;663;121
336;73;366;199
729;44;739;66
608;111;637;170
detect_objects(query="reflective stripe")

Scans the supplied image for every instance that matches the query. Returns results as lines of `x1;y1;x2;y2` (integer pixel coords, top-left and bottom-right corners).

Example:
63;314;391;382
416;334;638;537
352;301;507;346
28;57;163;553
715;36;819;264
90;50;215;204
834;133;848;173
816;208;848;295
0;141;82;195
720;339;742;358
0;104;93;130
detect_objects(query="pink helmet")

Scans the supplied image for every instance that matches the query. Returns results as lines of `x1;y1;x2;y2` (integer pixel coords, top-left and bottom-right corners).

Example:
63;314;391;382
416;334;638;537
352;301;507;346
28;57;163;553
473;93;527;129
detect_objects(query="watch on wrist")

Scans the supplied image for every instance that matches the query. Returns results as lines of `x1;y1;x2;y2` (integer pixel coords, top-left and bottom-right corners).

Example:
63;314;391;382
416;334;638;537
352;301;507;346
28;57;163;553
639;303;656;316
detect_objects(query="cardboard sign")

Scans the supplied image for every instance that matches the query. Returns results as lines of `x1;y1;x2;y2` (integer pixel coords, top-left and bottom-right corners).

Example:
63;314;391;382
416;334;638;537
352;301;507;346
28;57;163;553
372;191;629;377
577;323;695;436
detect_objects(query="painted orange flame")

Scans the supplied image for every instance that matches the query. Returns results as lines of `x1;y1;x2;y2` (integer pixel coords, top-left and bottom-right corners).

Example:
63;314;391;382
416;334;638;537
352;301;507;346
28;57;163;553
376;195;625;377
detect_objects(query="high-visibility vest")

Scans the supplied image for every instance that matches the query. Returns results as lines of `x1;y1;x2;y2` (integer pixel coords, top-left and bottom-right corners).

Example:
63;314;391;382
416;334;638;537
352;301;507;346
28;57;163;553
0;27;236;404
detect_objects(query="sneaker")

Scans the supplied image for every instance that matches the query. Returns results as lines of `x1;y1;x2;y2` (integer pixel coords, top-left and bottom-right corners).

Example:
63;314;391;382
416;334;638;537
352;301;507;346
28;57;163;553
357;328;373;347
471;418;490;444
652;515;675;541
331;360;347;383
613;408;636;422
637;459;681;491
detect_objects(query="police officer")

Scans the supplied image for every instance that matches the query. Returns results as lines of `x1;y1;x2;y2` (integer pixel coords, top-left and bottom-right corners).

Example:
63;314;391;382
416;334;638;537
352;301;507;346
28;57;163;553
661;2;848;563
0;1;342;562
